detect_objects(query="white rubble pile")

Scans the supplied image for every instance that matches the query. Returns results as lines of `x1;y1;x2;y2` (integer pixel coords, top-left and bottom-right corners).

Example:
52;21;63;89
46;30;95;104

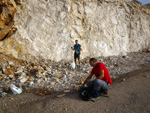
0;52;149;94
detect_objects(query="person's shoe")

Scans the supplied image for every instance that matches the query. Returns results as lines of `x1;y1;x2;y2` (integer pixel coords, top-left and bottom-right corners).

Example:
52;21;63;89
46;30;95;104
99;89;109;97
99;93;109;98
89;96;100;101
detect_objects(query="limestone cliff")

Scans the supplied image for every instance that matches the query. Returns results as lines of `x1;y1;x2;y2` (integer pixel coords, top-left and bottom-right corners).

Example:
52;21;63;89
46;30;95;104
0;0;150;62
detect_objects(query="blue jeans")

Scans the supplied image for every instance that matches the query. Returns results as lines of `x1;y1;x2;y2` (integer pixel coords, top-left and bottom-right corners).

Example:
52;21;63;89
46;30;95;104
87;79;110;98
93;79;110;91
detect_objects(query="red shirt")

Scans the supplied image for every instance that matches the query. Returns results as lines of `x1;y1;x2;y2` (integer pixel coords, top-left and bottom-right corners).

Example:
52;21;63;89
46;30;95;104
91;62;112;85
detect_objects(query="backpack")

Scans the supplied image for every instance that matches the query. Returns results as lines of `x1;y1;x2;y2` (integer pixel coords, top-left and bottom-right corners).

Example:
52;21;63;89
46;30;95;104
79;81;109;101
78;82;94;101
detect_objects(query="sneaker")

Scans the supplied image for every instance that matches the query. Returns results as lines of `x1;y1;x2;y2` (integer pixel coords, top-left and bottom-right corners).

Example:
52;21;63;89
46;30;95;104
89;96;100;101
99;93;109;98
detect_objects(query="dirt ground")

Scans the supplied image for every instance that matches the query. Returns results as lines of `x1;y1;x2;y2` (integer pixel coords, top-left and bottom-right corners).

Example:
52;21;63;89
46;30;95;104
0;63;150;113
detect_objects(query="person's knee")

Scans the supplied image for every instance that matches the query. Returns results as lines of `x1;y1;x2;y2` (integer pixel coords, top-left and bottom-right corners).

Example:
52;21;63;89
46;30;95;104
94;79;104;87
94;79;100;85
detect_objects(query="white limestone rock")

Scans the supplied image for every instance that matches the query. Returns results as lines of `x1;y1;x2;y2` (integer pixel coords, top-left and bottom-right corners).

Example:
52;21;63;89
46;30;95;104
0;0;149;62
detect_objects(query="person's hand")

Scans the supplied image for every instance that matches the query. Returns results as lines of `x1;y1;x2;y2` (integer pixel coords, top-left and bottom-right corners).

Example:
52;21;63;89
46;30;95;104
81;83;85;88
71;47;74;50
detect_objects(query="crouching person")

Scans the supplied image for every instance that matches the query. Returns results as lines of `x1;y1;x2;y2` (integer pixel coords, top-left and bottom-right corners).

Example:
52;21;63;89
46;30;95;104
82;58;112;98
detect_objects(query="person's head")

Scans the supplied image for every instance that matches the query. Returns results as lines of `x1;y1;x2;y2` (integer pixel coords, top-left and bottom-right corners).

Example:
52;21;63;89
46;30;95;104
75;40;78;45
89;58;97;67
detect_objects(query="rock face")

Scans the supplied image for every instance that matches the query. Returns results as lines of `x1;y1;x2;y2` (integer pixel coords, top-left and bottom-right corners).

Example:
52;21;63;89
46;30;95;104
0;0;150;61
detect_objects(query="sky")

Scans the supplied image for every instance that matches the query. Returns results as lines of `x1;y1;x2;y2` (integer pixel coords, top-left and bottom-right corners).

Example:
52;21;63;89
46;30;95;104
136;0;150;4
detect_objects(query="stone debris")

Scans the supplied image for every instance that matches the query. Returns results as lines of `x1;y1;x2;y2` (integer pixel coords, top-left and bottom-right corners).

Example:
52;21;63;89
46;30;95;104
55;73;59;77
20;77;29;83
35;89;52;96
147;49;150;52
0;92;7;97
123;79;126;82
0;87;4;93
28;77;34;81
8;61;14;66
64;90;70;93
8;74;14;79
0;52;149;96
56;94;66;98
143;75;149;78
29;81;34;86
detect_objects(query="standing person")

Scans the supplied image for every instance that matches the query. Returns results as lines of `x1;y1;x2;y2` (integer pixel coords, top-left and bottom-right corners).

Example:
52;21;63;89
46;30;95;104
82;58;112;98
71;40;82;64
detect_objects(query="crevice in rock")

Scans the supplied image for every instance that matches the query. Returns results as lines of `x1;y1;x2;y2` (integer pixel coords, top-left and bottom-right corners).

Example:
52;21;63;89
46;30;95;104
0;0;21;41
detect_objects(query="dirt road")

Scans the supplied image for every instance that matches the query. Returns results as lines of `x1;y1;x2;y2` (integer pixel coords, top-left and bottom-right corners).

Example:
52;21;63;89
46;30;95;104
0;64;150;113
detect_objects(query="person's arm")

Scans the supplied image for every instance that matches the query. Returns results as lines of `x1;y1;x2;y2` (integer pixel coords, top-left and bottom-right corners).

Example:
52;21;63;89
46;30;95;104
83;73;93;85
80;47;82;51
71;47;75;50
96;70;104;80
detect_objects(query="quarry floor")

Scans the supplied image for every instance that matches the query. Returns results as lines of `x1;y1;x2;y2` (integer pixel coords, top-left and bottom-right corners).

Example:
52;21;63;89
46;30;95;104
0;55;150;113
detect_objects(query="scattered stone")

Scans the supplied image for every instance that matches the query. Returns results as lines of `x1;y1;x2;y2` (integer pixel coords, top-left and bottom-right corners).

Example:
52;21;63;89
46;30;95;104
0;51;149;93
3;67;15;75
18;72;26;79
28;77;34;81
30;68;38;76
0;92;7;97
105;109;109;112
9;74;14;79
122;56;126;58
37;79;42;84
51;82;55;86
20;77;29;83
143;75;149;78
15;69;23;75
8;61;14;66
29;81;34;86
35;89;52;96
86;71;89;73
0;74;4;80
123;79;126;82
55;73;60;77
114;63;119;66
64;90;70;93
64;108;67;111
110;65;114;68
26;89;32;93
59;76;63;80
43;77;47;81
56;94;66;98
0;87;4;93
44;90;52;95
3;86;10;92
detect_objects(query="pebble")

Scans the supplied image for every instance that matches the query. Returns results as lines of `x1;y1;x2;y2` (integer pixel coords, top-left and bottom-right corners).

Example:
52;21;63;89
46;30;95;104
64;90;70;93
8;61;14;66
37;79;42;84
105;109;109;112
0;87;4;93
56;94;66;98
51;82;55;86
29;81;34;86
20;77;29;83
143;75;149;78
9;75;14;79
123;79;126;82
0;92;7;97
